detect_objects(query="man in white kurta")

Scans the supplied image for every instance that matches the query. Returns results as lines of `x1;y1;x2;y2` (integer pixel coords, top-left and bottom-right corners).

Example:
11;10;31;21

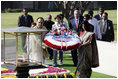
31;17;49;63
88;10;102;40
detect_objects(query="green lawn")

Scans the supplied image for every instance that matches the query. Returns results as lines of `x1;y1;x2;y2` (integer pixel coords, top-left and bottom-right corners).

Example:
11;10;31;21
1;10;117;78
46;54;116;78
1;10;117;40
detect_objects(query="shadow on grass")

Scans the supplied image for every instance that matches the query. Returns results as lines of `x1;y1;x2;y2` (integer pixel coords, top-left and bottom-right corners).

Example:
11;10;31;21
62;59;72;61
57;64;75;67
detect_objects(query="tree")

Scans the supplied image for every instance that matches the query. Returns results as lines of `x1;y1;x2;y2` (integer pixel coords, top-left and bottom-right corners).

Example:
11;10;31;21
54;1;91;20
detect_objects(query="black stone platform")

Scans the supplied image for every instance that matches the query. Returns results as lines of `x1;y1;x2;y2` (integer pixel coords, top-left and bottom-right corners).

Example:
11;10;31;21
1;64;47;78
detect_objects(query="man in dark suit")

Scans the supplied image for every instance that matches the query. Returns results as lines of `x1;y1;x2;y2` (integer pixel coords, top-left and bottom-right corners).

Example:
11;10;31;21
94;8;104;21
69;10;83;34
69;10;83;66
44;14;54;30
44;14;54;60
18;8;34;27
18;8;34;53
98;12;114;42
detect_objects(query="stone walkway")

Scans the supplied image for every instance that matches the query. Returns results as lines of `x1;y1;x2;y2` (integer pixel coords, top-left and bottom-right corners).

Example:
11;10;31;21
92;40;117;77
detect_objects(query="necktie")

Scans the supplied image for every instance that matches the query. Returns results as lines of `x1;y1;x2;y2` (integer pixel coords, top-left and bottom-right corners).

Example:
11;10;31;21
25;15;28;22
25;15;28;26
76;19;78;29
103;21;106;33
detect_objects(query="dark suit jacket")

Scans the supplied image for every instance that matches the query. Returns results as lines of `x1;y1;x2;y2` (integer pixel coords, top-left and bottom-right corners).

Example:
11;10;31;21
94;14;101;21
98;20;114;42
69;16;83;35
44;20;54;30
18;14;34;27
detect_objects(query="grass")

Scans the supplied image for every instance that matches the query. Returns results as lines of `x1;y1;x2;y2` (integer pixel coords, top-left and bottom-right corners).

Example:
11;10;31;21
1;10;117;40
1;10;117;78
46;53;116;78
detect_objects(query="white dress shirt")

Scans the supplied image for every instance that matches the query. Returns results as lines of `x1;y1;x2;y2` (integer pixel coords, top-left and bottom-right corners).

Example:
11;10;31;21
88;18;102;39
99;14;102;18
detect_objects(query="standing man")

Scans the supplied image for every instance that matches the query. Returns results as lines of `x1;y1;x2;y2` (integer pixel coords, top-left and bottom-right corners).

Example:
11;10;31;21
69;10;83;66
88;10;102;40
69;10;83;35
44;14;54;30
18;8;34;53
94;8;104;21
98;12;114;42
44;14;54;60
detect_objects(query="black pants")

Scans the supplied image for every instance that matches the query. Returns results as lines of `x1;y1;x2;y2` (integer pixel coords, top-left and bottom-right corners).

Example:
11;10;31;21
21;33;27;53
102;35;112;42
47;47;53;59
71;49;78;66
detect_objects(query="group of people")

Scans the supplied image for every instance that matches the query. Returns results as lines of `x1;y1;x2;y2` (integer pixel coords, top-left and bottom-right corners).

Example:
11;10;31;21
18;8;114;78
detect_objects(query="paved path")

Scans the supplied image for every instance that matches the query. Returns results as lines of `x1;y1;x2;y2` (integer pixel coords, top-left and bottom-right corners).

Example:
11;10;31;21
92;40;117;77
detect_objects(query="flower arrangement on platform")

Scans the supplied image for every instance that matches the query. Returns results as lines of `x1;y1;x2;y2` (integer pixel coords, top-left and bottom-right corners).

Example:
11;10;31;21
1;60;75;78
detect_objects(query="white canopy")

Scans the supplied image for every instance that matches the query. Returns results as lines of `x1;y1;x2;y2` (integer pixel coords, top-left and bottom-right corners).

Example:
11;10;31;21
2;27;48;33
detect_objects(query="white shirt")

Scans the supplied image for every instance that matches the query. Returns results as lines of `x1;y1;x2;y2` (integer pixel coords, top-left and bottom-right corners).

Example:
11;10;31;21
88;18;102;39
99;14;102;18
75;18;79;25
52;22;61;30
52;22;67;30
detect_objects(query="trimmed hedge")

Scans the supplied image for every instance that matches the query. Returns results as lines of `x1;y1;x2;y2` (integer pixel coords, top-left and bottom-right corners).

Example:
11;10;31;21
5;8;60;13
5;8;22;13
